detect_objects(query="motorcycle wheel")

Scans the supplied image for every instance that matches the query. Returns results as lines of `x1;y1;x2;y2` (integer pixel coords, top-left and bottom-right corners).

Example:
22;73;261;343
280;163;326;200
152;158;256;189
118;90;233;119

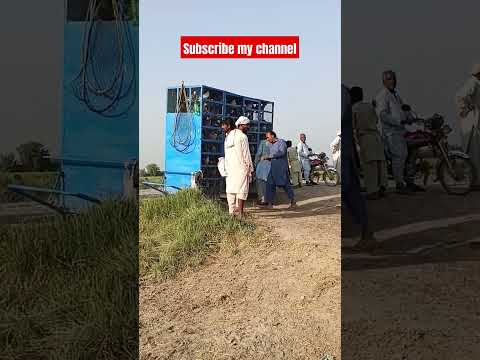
323;169;338;187
438;155;475;195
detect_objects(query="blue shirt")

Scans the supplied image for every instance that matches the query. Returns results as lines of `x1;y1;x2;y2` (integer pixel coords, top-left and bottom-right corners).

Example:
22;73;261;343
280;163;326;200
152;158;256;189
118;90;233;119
255;140;272;181
267;139;289;186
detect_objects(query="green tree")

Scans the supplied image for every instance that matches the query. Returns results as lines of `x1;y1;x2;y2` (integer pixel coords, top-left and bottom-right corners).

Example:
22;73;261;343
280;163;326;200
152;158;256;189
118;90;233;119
0;152;17;172
145;163;160;176
128;0;139;25
16;142;53;172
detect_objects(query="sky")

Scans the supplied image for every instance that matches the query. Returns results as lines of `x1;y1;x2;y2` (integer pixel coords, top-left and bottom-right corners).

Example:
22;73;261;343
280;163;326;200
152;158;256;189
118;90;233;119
4;1;478;167
139;0;341;168
0;0;64;156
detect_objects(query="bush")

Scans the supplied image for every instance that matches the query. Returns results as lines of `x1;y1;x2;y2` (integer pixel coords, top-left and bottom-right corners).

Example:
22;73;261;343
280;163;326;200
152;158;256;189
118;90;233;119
140;189;254;278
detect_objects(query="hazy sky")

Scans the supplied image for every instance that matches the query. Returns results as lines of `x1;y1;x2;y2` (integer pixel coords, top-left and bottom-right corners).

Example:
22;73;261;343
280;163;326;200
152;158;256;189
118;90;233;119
0;0;64;156
342;0;480;145
140;0;340;168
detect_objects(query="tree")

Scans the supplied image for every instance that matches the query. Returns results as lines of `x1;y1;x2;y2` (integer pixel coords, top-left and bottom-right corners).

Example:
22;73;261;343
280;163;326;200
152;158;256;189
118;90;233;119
0;152;18;172
129;0;139;25
145;163;160;176
139;168;147;177
16;142;53;172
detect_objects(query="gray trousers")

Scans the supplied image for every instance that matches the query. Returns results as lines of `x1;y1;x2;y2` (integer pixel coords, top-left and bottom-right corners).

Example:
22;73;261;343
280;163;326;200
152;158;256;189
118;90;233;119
256;178;267;202
335;158;341;184
363;160;387;194
463;128;480;186
385;133;408;186
385;133;420;186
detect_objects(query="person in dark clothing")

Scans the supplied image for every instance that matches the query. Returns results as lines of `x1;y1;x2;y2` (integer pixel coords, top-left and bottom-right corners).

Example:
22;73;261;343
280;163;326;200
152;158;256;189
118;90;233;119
262;131;297;209
341;84;377;250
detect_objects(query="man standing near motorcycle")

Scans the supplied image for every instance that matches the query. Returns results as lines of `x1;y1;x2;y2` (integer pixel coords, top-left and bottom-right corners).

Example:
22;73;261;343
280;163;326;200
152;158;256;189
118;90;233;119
342;84;377;250
455;63;480;189
286;140;302;187
350;86;387;199
375;70;425;193
297;133;315;185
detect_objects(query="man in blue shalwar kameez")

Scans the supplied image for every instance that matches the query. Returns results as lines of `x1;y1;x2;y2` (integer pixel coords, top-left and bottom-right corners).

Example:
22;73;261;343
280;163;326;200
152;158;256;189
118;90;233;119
262;131;297;209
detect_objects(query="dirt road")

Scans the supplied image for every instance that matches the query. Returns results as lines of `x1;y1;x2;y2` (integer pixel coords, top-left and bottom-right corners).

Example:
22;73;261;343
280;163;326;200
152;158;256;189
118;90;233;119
342;185;480;359
140;185;341;360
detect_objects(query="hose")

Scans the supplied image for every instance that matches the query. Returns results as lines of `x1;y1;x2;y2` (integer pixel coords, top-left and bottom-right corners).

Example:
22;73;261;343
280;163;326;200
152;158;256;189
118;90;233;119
71;0;137;118
170;83;197;153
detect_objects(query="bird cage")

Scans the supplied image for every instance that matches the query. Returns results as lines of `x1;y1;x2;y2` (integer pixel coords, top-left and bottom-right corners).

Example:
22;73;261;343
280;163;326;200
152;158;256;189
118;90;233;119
164;85;274;197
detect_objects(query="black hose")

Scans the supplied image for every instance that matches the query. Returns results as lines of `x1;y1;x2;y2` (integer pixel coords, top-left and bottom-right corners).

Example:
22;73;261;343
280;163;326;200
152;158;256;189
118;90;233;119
71;0;137;118
169;85;197;154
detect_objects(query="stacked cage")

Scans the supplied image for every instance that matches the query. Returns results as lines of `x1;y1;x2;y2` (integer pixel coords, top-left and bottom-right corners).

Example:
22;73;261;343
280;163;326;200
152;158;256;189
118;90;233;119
165;85;274;196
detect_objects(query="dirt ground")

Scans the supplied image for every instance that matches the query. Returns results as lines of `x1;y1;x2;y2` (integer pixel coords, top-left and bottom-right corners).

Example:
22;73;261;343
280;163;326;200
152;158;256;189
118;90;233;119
342;185;480;359
140;184;341;360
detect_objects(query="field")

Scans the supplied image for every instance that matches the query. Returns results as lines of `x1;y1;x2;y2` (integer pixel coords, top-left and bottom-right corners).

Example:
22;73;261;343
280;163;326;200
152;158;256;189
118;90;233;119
0;200;138;359
139;176;164;190
0;172;58;202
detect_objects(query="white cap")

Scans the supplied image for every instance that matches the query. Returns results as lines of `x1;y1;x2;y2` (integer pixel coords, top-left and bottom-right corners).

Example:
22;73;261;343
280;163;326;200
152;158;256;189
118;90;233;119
472;63;480;75
235;116;250;127
337;130;341;136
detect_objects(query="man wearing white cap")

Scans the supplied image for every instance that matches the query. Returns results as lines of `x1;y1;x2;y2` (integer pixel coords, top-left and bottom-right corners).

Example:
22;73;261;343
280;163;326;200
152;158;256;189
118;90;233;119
222;116;254;217
455;63;480;188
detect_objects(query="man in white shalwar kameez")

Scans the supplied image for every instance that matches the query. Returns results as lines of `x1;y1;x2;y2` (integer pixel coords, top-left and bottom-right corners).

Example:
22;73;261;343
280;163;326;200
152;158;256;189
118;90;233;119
222;116;254;216
297;133;314;185
455;63;480;188
330;130;342;183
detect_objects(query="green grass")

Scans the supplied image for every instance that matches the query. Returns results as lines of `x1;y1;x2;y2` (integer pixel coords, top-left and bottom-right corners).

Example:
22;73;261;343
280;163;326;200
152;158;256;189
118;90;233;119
0;172;58;202
0;200;138;359
139;176;164;189
0;189;254;357
140;189;255;279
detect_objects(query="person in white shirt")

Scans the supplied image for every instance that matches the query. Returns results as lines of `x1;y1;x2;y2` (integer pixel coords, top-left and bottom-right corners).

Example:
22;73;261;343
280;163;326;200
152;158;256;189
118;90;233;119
220;116;253;217
455;63;480;189
330;130;341;183
296;133;314;185
375;70;424;193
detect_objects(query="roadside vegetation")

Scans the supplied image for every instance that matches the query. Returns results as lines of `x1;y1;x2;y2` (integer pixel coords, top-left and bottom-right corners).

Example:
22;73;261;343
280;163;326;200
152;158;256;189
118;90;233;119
139;175;164;189
0;200;138;359
140;189;255;279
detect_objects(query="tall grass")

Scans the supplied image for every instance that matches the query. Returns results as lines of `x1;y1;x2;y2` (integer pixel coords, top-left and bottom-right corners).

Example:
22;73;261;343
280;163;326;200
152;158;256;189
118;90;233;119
0;200;138;359
140;189;255;278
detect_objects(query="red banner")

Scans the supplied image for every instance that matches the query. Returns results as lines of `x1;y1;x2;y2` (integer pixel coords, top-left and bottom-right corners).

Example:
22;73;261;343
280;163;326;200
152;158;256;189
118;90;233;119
180;36;300;59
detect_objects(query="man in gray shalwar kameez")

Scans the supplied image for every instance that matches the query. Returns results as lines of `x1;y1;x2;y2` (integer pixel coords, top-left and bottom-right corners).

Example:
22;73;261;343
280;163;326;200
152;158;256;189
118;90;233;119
255;138;271;205
262;131;296;209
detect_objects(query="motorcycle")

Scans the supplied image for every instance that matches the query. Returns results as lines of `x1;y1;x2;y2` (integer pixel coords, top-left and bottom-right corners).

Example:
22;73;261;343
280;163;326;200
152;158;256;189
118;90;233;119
309;152;339;186
385;107;475;195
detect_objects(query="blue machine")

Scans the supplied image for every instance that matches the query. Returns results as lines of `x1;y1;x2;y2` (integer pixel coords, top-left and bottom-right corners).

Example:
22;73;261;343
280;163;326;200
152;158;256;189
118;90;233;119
8;1;138;213
61;18;138;210
164;85;274;196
